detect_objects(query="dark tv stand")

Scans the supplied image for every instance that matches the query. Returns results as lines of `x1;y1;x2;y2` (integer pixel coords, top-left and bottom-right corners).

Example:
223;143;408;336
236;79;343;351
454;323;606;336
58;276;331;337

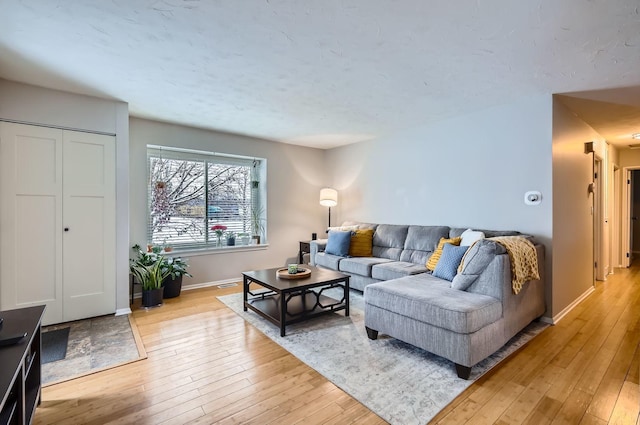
0;305;45;425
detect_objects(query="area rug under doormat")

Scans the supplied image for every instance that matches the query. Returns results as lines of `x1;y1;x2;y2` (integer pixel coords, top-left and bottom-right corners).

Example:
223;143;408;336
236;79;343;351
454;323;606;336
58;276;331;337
218;291;548;425
42;327;70;364
42;314;146;385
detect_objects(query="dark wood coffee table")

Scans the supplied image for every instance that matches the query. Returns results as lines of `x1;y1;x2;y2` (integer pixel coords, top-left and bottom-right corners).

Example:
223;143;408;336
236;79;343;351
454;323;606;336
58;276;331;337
242;266;350;336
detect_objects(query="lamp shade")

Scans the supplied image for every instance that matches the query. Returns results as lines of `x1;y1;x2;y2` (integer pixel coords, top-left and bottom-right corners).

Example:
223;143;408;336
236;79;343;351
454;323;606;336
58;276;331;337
319;188;338;207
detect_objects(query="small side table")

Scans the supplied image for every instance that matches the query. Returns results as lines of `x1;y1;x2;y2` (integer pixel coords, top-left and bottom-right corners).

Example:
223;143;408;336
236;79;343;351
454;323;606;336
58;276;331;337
299;240;311;264
129;274;139;305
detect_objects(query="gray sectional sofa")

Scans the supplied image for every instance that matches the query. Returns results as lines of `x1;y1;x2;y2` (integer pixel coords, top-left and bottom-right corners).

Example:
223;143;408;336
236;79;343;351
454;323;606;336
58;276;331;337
309;222;545;379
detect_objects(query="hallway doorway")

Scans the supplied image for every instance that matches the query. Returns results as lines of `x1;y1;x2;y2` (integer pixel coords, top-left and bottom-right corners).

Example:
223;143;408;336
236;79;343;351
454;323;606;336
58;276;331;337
622;167;640;267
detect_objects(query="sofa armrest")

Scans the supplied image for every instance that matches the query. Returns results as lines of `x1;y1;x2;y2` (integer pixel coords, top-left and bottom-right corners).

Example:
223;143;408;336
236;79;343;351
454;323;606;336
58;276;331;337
501;244;546;336
310;239;328;266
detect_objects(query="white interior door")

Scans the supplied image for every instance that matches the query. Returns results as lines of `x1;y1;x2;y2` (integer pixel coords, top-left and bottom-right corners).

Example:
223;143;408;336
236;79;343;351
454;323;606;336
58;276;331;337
0;122;64;324
594;159;605;281
62;130;116;322
612;166;620;269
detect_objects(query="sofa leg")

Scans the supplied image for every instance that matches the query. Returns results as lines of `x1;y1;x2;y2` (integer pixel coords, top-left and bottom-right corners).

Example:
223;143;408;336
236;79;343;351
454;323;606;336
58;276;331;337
365;326;378;340
455;364;472;380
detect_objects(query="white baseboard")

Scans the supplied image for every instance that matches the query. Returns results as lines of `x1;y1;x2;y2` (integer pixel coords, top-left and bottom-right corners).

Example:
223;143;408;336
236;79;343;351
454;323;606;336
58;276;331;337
547;286;595;325
182;278;239;291
115;308;132;316
129;278;239;300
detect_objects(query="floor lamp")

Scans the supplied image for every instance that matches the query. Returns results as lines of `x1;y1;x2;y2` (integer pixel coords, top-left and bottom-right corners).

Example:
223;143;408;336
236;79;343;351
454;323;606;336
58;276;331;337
319;188;338;229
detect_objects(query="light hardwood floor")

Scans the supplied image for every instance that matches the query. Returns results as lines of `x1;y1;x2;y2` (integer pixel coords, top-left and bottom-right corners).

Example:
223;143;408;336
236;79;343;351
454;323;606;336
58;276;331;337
34;266;640;424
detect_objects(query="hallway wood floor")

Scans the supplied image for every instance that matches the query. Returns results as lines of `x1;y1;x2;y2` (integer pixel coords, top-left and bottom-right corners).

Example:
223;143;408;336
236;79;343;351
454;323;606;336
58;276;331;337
34;266;639;424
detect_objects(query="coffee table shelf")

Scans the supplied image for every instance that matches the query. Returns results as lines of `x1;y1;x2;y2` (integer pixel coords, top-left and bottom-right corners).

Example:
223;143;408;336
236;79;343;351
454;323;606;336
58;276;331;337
248;291;343;320
242;266;350;336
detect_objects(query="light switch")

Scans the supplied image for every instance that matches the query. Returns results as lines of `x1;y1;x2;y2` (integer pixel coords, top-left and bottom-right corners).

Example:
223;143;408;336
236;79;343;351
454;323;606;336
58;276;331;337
524;191;542;205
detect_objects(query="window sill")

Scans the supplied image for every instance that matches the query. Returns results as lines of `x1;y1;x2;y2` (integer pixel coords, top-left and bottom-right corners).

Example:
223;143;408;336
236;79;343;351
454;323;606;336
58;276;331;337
167;244;269;257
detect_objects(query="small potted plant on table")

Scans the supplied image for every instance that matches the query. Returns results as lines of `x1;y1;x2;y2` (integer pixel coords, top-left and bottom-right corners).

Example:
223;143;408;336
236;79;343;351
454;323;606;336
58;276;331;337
211;224;227;246
237;232;250;245
250;207;265;245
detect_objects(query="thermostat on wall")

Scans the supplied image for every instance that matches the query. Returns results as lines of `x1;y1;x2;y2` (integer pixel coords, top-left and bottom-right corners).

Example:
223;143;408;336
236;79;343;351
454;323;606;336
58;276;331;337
524;191;542;205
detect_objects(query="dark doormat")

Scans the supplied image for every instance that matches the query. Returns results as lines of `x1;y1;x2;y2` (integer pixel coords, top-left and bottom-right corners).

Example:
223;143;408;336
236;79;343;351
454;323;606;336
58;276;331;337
42;327;70;364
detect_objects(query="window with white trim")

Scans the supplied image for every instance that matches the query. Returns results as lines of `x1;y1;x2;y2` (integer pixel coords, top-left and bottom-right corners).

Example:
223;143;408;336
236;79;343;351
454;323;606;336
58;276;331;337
147;145;266;249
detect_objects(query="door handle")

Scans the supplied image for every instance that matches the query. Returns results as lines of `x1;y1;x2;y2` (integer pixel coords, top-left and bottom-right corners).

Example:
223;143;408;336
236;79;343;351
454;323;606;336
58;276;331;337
64;227;69;231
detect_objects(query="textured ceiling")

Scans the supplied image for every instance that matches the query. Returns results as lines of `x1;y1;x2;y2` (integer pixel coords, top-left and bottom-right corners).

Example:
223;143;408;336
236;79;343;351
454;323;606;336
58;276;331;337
1;0;640;149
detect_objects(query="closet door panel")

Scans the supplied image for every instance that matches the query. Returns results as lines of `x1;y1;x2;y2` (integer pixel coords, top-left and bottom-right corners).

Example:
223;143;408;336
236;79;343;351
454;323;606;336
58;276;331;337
62;131;116;321
15;132;58;192
16;196;58;303
1;123;64;325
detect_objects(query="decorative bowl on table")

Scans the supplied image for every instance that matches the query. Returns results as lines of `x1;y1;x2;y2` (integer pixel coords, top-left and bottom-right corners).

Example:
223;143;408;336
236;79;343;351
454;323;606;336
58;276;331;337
276;267;311;279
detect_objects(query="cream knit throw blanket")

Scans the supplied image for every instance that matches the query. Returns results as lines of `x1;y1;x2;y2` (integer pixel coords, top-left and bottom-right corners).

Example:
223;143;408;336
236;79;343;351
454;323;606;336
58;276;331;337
489;236;540;294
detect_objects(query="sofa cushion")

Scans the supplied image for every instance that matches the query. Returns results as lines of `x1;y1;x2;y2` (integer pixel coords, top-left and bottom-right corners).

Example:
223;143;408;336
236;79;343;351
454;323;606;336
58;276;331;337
452;239;506;291
364;276;502;334
327;225;359;232
426;236;462;271
341;221;378;231
433;244;469;281
371;261;428;280
401;225;450;265
372;224;409;260
314;252;343;270
349;229;375;257
450;227;521;239
460;229;485;247
325;230;352;256
339;257;393;276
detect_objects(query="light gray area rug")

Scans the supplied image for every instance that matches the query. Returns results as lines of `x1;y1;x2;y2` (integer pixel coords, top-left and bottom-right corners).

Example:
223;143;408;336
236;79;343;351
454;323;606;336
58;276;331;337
42;314;143;385
219;290;548;425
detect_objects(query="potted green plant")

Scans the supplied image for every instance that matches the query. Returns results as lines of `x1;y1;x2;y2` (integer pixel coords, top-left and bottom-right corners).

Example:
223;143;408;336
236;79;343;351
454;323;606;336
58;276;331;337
130;245;168;307
250;206;265;244
162;238;173;253
162;256;192;298
226;231;236;246
237;232;250;245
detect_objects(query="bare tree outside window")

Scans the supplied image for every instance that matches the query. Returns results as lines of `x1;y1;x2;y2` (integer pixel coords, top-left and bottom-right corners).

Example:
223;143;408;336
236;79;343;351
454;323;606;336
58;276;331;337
150;157;205;243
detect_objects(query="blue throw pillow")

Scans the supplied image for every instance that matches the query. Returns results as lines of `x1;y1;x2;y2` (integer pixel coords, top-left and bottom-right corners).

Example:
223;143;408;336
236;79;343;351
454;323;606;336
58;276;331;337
433;243;468;281
325;230;352;257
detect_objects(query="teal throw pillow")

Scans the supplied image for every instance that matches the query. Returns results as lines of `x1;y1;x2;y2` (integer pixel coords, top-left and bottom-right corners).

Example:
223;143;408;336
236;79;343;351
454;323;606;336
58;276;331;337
433;243;468;281
325;230;352;257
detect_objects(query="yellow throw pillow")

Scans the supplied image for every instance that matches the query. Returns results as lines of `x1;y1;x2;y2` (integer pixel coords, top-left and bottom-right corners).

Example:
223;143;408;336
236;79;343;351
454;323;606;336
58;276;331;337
426;237;462;270
349;229;375;257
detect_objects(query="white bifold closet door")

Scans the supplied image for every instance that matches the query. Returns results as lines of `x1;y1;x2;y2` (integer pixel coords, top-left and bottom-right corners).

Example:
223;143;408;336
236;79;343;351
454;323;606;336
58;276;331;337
0;122;116;325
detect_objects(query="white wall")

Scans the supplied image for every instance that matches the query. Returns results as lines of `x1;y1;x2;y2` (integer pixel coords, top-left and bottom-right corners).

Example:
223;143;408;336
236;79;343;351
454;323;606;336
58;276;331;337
551;98;606;320
326;95;554;315
0;79;131;314
129;118;327;286
0;79;121;133
619;149;640;169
